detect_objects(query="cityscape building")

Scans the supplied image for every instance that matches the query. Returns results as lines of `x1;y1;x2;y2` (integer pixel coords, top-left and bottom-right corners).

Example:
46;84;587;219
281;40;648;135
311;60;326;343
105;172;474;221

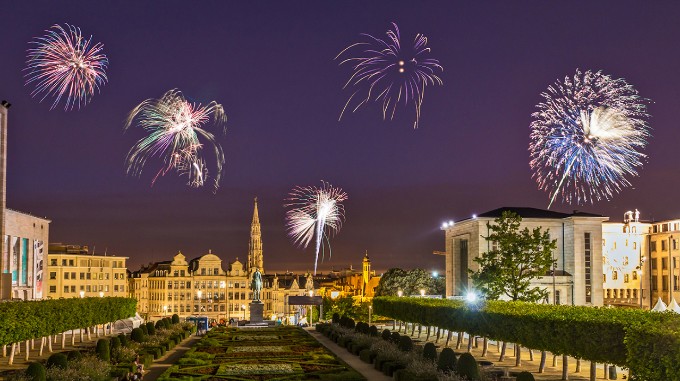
46;243;128;299
439;207;608;306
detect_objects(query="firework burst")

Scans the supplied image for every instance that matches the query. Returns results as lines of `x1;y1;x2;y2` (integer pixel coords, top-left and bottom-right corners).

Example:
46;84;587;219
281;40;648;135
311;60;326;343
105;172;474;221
529;69;651;208
25;24;108;111
285;182;348;275
124;89;227;192
336;22;443;128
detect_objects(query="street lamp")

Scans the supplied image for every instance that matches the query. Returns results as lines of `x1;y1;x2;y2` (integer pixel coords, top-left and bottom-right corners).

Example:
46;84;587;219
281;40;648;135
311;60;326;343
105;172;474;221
79;290;85;298
99;291;104;298
163;305;167;316
432;271;438;278
368;305;372;326
197;290;202;315
397;290;403;297
241;304;246;321
420;289;425;297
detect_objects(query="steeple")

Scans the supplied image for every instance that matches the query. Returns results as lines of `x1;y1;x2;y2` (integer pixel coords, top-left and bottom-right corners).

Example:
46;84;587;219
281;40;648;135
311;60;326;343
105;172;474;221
248;197;264;275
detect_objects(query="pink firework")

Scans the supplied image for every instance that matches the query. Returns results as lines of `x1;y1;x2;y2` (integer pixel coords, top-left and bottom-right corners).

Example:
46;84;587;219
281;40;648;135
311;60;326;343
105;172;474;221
336;22;443;128
25;24;109;111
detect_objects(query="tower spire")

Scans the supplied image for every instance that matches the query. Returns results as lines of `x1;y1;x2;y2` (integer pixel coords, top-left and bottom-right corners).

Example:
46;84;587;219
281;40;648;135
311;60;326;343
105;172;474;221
248;197;264;274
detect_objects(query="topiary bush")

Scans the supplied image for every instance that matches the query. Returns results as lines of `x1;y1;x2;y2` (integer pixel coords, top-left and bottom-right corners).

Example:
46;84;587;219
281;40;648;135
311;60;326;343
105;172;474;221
66;350;82;362
390;331;401;345
26;362;46;381
131;327;145;343
96;338;110;362
118;333;129;347
148;321;157;335
381;329;391;341
172;314;180;324
437;347;457;373
398;335;412;352
109;335;121;353
163;318;171;328
516;371;536;381
46;353;68;369
332;313;340;324
456;352;480;381
140;324;148;335
423;342;437;362
369;325;378;337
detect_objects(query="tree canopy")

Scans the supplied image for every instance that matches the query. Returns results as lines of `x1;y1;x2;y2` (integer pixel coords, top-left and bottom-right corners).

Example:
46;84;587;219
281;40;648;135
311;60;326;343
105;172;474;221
375;268;444;297
470;210;556;302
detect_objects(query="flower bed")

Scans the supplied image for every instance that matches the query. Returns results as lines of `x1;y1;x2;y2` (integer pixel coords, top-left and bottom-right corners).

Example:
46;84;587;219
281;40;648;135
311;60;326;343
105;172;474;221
158;326;365;380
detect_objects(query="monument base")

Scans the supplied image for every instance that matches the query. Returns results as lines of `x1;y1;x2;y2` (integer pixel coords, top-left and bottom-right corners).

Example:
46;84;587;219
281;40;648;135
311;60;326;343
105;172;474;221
249;301;264;323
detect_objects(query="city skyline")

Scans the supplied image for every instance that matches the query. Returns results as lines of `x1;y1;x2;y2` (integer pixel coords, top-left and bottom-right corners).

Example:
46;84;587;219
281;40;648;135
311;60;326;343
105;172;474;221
2;1;680;272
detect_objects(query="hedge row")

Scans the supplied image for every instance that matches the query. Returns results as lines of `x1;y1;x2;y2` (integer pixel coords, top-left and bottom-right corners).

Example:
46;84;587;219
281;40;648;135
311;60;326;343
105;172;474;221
373;297;680;379
0;297;137;345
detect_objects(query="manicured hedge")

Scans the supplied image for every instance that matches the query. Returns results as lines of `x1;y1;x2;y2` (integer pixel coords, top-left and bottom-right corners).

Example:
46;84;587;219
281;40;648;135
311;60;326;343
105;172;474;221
0;297;136;345
373;296;680;379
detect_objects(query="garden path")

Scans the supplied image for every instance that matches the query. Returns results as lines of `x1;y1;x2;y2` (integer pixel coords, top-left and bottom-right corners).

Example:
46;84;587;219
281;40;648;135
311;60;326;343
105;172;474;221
144;334;201;381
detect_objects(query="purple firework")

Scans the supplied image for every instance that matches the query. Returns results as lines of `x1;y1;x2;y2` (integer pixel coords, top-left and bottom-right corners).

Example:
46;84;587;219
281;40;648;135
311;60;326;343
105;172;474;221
336;23;443;128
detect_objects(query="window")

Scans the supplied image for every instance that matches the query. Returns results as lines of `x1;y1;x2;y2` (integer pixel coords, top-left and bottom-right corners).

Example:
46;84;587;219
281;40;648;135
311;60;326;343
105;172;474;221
105;286;109;292
70;285;76;293
49;286;56;293
662;240;667;251
652;259;658;270
652;241;658;252
675;257;679;269
80;273;85;280
603;274;607;282
114;285;119;292
71;272;76;279
86;285;91;292
675;276;679;291
51;259;57;266
201;268;206;275
662;258;668;270
63;286;69;293
86;273;91;280
624;274;629;283
633;242;637;250
49;272;56;280
69;260;74;266
214;267;219;274
652;275;658;290
632;271;638;280
62;259;67;266
613;271;618;280
663;275;669;291
105;273;109;280
64;273;69;280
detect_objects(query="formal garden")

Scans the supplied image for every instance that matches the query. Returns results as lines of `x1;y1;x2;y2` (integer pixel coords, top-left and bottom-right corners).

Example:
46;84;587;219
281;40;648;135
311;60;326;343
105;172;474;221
157;326;364;380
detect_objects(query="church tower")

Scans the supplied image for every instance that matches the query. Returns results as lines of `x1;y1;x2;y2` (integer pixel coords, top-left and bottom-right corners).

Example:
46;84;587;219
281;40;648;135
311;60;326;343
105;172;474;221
248;197;264;275
362;251;371;297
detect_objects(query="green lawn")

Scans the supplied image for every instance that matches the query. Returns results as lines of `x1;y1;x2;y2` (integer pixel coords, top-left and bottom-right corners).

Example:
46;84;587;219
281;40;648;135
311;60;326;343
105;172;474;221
158;326;365;380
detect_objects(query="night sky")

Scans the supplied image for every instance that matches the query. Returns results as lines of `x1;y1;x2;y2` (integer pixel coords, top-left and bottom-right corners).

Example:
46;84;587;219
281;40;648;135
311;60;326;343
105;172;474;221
1;1;680;274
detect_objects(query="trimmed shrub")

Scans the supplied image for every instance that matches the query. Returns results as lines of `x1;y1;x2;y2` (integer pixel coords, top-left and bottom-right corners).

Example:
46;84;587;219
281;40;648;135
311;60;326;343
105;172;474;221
423;342;437;362
148;321;157;335
437;347;457;372
359;348;378;364
332;313;340;324
172;314;180;324
390;331;401;345
381;329;391;341
109;335;121;352
369;325;378;337
516;371;536;381
66;350;82;362
118;333;129;347
397;335;412;352
140;324;148;335
96;338;110;362
26;362;46;381
46;353;68;369
164;318;171;328
456;352;480;381
131;327;145;343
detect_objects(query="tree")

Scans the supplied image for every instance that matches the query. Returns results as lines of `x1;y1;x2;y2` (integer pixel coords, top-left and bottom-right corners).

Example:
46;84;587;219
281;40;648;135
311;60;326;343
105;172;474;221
470;211;556;302
375;267;443;297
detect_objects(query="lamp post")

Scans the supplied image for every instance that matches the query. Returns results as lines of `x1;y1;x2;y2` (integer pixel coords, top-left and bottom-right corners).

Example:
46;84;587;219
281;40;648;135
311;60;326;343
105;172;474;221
368;305;372;326
397;290;403;297
308;290;314;326
79;290;85;298
638;247;646;309
99;291;104;298
163;305;167;317
241;304;246;321
420;289;425;297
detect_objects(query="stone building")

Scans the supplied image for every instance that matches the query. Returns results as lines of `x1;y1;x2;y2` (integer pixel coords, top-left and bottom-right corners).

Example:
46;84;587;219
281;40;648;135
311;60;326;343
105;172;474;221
46;243;128;299
128;198;317;322
4;209;50;300
648;217;680;306
438;207;608;306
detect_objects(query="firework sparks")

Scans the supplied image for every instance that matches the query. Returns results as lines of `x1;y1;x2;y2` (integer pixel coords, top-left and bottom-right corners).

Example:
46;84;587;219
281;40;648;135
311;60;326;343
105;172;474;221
124;89;227;192
336;22;443;128
529;69;651;208
285;182;348;275
25;24;108;111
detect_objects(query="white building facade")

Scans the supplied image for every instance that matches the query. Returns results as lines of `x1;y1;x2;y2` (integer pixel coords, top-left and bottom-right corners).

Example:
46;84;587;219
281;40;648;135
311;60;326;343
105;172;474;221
439;207;607;306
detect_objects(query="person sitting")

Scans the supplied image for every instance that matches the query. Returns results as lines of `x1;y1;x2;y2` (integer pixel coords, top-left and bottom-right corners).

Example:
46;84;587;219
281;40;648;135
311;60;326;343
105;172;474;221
134;355;144;373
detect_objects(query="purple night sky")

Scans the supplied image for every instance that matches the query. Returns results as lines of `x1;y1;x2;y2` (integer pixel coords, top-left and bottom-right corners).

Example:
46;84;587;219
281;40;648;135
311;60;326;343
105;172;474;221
1;1;680;274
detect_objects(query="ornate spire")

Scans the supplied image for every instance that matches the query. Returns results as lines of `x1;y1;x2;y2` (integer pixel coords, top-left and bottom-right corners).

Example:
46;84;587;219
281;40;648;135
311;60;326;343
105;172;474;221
248;197;264;274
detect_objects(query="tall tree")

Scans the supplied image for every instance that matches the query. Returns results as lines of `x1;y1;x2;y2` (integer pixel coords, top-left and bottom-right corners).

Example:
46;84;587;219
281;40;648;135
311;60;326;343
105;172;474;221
375;268;442;297
470;211;556;302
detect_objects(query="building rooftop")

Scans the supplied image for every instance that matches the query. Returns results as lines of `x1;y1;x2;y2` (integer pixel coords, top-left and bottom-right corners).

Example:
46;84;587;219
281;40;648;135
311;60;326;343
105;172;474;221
463;207;604;222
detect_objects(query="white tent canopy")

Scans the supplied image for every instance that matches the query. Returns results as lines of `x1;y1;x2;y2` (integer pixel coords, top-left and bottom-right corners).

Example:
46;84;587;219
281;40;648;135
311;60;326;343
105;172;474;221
652;297;668;312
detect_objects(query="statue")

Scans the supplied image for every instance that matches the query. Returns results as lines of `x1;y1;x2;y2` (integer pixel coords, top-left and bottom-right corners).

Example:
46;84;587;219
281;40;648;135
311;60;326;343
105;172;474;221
251;268;263;302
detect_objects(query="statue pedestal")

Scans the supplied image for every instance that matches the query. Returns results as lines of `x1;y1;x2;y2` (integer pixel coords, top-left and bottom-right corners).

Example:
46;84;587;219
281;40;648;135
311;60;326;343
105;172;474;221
249;302;264;323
